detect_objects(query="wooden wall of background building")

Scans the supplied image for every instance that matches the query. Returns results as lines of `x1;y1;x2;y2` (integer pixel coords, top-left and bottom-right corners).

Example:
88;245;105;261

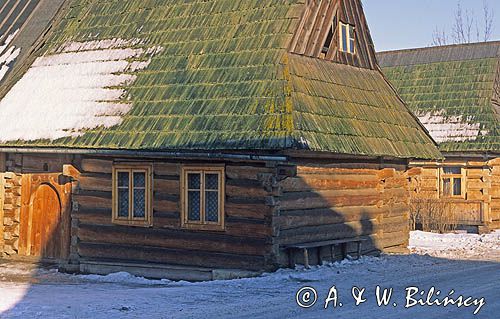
489;158;500;228
408;159;498;228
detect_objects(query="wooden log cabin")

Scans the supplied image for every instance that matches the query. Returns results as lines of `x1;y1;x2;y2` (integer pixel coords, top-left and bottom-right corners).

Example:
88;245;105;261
0;0;440;280
378;42;500;232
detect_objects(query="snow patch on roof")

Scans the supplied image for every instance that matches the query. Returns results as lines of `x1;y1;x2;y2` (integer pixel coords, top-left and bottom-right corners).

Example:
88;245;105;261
418;110;489;143
0;29;21;82
0;38;162;142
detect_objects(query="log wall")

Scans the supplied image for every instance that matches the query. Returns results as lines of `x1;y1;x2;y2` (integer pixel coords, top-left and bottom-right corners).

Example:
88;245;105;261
1;153;69;256
72;156;279;271
0;152;419;272
273;160;411;266
1;172;22;256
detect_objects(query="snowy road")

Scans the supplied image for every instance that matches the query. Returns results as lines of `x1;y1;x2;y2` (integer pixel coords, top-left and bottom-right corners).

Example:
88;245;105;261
0;231;499;319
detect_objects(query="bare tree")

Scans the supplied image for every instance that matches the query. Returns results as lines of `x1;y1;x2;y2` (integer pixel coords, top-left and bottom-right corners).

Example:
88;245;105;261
482;0;494;41
432;27;448;46
432;0;494;46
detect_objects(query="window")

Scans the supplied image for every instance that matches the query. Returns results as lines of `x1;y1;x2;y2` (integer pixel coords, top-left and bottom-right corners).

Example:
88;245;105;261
112;164;152;226
440;166;464;198
321;15;338;57
339;22;355;54
181;167;225;230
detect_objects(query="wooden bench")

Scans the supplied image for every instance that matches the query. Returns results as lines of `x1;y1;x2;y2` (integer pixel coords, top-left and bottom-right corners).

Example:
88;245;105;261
284;238;367;269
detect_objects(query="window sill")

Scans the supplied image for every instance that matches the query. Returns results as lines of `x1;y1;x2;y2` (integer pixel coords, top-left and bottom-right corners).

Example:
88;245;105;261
439;197;467;201
112;219;153;228
181;223;225;232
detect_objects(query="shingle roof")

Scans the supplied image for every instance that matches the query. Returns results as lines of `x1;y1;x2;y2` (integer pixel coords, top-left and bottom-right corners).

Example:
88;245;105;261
0;0;66;85
378;41;500;153
0;0;440;160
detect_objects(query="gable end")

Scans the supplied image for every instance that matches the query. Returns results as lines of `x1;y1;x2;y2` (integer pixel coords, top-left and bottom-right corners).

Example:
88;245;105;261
289;0;377;69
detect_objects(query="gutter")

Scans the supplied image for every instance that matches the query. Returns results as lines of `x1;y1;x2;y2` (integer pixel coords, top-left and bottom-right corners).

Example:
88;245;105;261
0;147;288;162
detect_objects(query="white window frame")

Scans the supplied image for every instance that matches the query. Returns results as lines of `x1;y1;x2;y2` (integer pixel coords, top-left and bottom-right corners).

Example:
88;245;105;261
339;21;356;54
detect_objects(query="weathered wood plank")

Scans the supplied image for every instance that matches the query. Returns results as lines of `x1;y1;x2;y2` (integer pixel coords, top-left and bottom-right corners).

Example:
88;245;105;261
276;206;381;230
81;158;113;174
226;165;273;180
74;193;112;210
77;223;271;256
277;219;380;246
78;174;112;192
280;189;381;210
297;166;379;175
281;175;379;192
78;242;269;271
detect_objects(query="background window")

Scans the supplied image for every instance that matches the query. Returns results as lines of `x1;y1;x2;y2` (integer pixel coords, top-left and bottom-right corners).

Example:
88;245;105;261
182;167;224;230
441;167;464;198
113;165;152;226
339;22;355;54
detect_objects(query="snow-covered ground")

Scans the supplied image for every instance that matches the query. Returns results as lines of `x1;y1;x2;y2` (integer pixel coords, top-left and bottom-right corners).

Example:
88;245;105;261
0;231;498;318
409;230;500;260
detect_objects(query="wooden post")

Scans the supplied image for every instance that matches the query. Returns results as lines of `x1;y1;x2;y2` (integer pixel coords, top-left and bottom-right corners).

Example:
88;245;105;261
303;248;310;269
341;243;347;259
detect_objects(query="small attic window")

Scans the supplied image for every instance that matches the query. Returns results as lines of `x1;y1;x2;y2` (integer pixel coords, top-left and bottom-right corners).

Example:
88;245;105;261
339;22;355;54
321;16;338;57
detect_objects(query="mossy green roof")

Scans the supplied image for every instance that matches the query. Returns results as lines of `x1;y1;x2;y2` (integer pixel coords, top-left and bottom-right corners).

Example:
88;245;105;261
378;42;500;153
0;0;440;159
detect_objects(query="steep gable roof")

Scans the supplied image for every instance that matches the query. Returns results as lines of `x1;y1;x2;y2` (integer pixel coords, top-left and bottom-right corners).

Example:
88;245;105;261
0;0;440;160
378;41;500;154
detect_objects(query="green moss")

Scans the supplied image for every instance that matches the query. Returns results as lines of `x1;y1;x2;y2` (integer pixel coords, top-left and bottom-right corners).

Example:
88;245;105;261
0;0;440;159
383;57;500;152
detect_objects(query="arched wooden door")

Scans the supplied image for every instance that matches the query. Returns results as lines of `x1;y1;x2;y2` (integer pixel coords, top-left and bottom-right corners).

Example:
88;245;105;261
30;184;62;258
20;174;71;261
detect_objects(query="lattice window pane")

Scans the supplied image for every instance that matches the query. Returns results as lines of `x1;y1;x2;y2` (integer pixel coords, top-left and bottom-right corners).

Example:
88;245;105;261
453;178;462;196
118;188;129;218
133;189;146;218
188;191;201;221
349;25;355;53
206;173;219;190
341;24;348;51
188;173;201;189
133;172;146;188
118;172;129;187
205;191;219;222
443;178;451;196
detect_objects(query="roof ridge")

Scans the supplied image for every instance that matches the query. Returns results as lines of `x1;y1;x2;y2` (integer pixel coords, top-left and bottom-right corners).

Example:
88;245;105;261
377;41;500;68
378;40;500;55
